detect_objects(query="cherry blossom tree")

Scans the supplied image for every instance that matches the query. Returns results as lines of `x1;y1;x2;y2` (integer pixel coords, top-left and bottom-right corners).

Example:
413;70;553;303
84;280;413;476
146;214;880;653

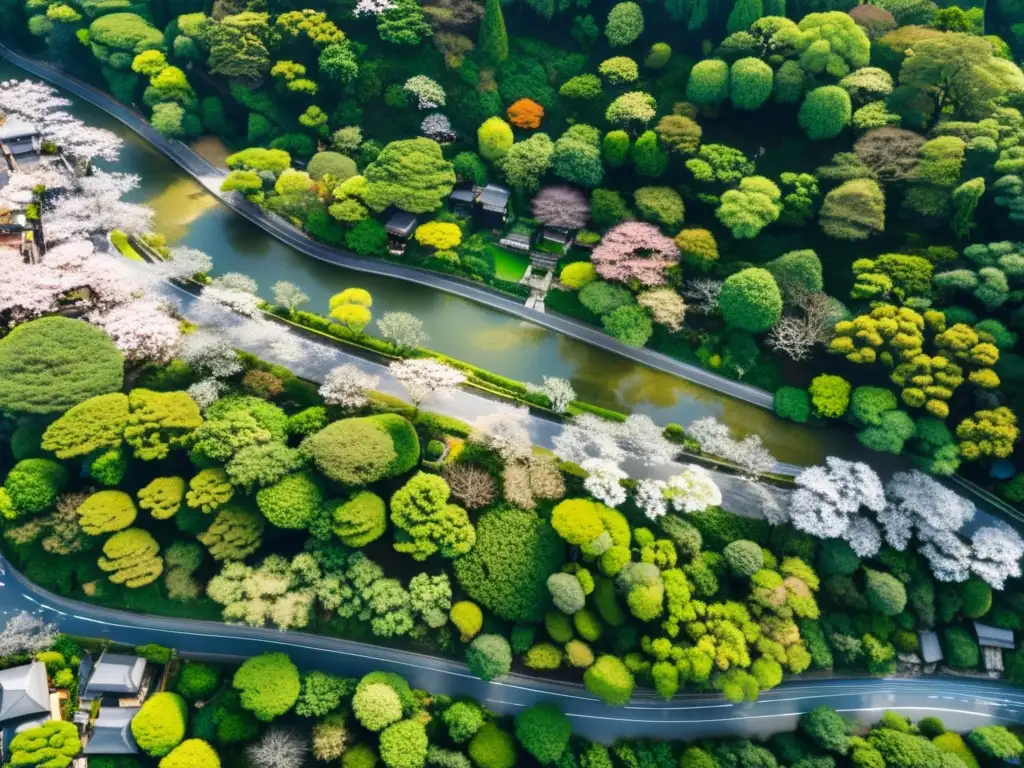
181;332;242;380
187;379;225;410
160;246;214;281
591;222;680;287
271;281;309;311
0;612;58;656
879;471;975;551
470;409;533;463
389;358;466;406
664;465;722;514
635;478;668;520
686;417;775;476
320;364;380;409
582;457;628;507
354;0;395;14
617;414;678;467
531;186;591;230
526;376;576;413
45;171;153;244
787;458;886;545
212;272;259;294
90;299;182;363
971;522;1024;589
404;76;446;109
377;312;428;351
552;413;626;465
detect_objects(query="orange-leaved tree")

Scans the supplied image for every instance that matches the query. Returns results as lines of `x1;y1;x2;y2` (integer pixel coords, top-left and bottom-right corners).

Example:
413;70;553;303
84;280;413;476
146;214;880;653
507;99;544;129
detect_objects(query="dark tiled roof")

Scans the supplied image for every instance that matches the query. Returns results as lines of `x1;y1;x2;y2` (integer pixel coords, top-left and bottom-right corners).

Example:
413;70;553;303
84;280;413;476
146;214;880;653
385;211;419;237
86;654;145;695
0;662;49;723
84;707;140;755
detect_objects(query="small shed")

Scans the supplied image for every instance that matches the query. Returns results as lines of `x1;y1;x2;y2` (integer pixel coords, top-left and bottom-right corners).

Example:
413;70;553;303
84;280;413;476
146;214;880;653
384;211;419;255
976;622;1015;649
84;708;140;755
918;631;943;665
448;187;476;218
0;119;41;159
84;654;146;697
476;184;511;227
498;233;531;253
0;662;50;724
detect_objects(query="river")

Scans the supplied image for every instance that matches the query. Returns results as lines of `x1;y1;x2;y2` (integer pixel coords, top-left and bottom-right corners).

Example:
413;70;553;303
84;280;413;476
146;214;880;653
2;61;850;466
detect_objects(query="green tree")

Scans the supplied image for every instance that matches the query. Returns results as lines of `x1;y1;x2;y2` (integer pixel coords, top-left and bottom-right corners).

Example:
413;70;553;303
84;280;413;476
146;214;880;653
605;1;643;46
131;692;188;757
515;703;571;765
377;0;431;45
467;634;512;680
800;706;851;754
687;59;730;106
8;721;80;768
716;176;782;238
730;57;773;110
301;415;419;485
809;374;851;418
232;653;300;721
363;138;455;213
499;133;554;193
865;569;907;615
0;317;123;415
799;86;852;139
968;726;1024;761
256;470;323;529
727;0;763;34
390;472;474;560
584;655;634;706
719;267;783;332
159;739;220;768
478;0;507;64
330;491;387;546
819;178;885;240
469;722;517;768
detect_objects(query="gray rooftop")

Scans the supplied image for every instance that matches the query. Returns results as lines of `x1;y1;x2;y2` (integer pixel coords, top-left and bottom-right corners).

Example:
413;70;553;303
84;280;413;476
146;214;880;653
477;184;510;211
918;631;943;664
450;188;475;203
86;654;145;695
0;662;49;723
384;210;419;237
975;622;1015;649
83;707;140;755
0;119;38;143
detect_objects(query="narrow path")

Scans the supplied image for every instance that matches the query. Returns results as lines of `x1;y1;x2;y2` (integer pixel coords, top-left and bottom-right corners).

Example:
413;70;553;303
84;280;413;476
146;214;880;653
0;46;774;410
3;555;1024;743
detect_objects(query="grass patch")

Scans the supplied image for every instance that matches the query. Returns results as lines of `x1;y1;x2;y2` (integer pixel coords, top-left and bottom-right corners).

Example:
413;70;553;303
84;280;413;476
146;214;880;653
110;229;144;262
487;244;530;282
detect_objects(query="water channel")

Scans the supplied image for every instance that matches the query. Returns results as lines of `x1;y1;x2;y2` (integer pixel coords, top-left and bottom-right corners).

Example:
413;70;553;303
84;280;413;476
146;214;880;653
3;61;855;466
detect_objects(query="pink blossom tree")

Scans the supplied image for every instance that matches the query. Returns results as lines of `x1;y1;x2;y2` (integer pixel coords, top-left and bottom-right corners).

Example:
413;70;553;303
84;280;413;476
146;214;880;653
531;186;591;230
590;222;679;286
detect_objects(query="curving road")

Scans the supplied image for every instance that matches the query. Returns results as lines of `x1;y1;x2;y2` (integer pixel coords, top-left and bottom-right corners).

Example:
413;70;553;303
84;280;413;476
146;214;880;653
3;554;1024;743
0;45;775;410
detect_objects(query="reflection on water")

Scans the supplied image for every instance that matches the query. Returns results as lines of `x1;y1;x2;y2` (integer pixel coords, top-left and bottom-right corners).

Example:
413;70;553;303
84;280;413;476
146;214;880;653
1;59;851;466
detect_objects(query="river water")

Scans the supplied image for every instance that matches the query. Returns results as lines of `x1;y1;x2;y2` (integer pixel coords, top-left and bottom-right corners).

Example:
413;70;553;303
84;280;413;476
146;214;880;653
3;62;849;465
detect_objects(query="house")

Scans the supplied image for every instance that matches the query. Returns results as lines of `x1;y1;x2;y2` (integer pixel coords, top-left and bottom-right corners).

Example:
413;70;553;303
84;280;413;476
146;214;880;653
0;662;50;724
975;622;1014;675
384;211;419;256
83;707;139;756
82;654;146;700
0;119;41;165
918;631;943;666
446;184;511;228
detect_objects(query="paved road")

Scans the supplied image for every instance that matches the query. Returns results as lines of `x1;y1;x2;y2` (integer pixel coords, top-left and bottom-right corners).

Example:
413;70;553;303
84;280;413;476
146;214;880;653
0;46;775;411
3;555;1024;743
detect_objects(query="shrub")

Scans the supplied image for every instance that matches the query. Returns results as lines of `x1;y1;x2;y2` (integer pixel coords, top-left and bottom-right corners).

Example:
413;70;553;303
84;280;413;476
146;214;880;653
515;703;571;765
466;634;512;680
4;458;68;516
724;540;764;576
256;471;323;529
469;722;517;768
380;719;428;768
525;642;563;670
561;262;597;289
175;662;219;700
798;86;852;140
159;739;220;768
774;387;811;423
960;576;992;619
548;572;586;614
138;477;185;520
605;1;643;46
9;721;80;767
809;375;851;419
603;304;653;347
330;491;387;546
719;268;783;333
302;415;419;485
933;733;979;768
584;655;634;706
478;117;514;161
687;59;729;106
865;569;907;616
308;151;357;182
634;186;685;228
444;700;484;742
968;726;1023;761
353;682;403;731
0;317;123;414
730;57;773;110
454;506;564;622
131;692;188;757
98;528;163;587
943;627;980;669
450;601;483;641
232;653;300;721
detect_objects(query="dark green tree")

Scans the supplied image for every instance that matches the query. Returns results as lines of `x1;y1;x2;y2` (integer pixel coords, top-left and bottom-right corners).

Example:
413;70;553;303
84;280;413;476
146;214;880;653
478;0;508;65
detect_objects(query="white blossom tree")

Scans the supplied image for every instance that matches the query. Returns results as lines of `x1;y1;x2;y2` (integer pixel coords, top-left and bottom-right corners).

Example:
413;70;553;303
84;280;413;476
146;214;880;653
686;417;775;476
880;471;975;551
421;114;455;142
245;728;310;768
526;376;576;413
353;0;395;15
377;312;428;351
552;413;625;465
582;458;628;507
319;364;380;410
635;478;668;520
971;522;1024;589
844;516;883;558
664;465;722;514
403;76;446;109
90;299;181;363
160;246;214;281
470;409;533;464
0;612;58;656
272;281;309;311
684;279;723;315
181;332;243;380
45;171;153;244
213;272;259;294
617;414;678;467
788;458;886;543
187;379;225;410
389;358;466;407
